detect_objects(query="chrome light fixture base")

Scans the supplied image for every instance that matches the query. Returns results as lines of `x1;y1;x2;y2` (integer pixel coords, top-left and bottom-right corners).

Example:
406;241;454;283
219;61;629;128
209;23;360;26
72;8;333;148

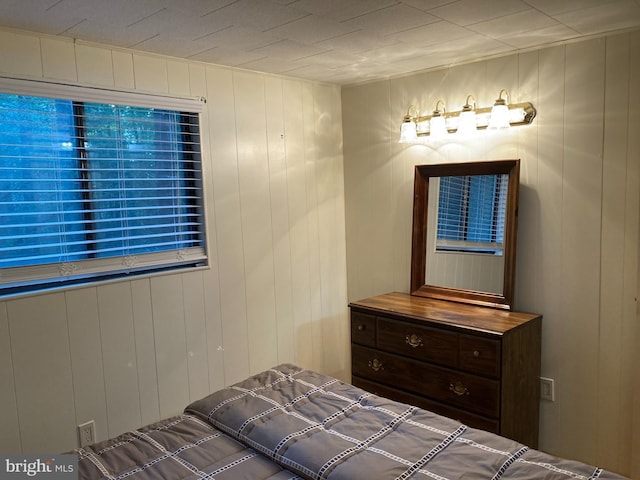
399;90;536;143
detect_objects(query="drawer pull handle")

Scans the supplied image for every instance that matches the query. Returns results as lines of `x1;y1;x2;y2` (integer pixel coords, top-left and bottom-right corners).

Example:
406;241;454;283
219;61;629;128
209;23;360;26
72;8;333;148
449;381;470;396
368;358;384;372
473;350;480;358
357;324;365;331
405;333;424;348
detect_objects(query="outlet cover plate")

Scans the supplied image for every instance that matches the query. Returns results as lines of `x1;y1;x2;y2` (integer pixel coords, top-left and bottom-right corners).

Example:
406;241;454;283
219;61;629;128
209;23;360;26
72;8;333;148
540;377;555;401
78;420;96;447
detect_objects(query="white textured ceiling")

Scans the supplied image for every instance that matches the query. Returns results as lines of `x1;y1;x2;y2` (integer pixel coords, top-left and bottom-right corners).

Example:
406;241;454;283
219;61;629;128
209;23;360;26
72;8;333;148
1;0;639;85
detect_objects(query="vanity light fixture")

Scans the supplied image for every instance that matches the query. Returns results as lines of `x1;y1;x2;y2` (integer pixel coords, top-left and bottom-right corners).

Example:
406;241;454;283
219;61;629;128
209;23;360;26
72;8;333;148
398;89;536;143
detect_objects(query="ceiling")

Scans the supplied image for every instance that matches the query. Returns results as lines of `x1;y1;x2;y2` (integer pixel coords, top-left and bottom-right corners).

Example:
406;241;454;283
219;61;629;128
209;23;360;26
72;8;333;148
1;0;639;85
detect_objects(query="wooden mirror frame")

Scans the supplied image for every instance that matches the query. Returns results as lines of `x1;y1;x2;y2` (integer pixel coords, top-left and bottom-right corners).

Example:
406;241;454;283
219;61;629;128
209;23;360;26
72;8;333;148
410;159;520;310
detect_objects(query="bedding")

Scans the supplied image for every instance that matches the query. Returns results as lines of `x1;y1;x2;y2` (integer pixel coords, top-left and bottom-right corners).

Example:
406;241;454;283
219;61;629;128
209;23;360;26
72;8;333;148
75;413;300;479
75;364;629;480
185;364;628;480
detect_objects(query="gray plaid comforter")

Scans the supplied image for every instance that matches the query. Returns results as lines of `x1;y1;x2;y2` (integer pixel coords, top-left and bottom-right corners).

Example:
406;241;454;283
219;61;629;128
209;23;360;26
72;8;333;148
75;413;302;480
185;364;628;480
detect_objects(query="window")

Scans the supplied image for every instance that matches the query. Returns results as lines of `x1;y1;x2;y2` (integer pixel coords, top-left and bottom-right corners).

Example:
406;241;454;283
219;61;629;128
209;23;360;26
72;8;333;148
436;173;507;255
0;79;206;296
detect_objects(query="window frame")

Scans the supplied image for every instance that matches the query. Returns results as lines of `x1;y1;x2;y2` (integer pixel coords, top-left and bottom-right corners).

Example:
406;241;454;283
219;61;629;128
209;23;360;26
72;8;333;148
0;77;208;297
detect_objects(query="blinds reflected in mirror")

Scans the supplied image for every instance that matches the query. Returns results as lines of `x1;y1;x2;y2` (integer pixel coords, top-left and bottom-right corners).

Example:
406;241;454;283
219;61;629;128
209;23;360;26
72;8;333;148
436;173;508;255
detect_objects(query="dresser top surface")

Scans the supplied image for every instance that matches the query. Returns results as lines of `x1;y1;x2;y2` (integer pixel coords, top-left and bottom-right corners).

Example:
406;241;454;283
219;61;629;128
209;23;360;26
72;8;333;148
349;292;541;335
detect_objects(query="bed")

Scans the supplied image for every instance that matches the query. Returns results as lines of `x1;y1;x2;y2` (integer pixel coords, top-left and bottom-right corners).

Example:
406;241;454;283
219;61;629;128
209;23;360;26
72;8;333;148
75;364;628;479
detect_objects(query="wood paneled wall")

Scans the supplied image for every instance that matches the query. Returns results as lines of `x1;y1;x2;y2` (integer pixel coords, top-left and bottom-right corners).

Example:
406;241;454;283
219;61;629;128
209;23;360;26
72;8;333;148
343;31;640;478
0;29;349;453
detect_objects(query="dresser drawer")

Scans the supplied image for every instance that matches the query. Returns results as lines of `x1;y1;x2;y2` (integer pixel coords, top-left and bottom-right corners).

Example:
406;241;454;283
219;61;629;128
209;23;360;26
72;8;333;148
352;376;500;434
459;334;501;377
377;318;458;367
351;311;376;347
352;345;500;418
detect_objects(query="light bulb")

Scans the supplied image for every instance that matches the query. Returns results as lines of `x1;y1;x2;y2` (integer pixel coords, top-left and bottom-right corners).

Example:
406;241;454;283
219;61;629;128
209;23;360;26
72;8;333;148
399;119;417;143
489;90;511;129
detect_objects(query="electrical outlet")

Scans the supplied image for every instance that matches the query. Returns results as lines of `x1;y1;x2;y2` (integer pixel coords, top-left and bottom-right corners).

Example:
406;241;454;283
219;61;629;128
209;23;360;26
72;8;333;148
78;420;96;447
540;377;555;401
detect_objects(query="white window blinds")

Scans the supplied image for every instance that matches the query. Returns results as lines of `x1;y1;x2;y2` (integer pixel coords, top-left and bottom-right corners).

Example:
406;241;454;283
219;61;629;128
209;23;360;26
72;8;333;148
436;173;507;255
0;78;207;295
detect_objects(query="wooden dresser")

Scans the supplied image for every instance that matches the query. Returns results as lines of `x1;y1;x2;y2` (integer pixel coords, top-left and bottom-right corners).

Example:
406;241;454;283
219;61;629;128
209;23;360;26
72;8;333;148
349;292;542;447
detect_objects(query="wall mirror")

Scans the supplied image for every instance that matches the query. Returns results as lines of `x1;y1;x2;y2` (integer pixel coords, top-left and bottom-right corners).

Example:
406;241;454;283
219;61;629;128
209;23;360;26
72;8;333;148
411;159;520;310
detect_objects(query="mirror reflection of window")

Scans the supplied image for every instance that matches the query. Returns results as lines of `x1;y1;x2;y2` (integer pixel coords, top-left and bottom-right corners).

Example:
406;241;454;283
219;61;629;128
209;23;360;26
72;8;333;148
436;174;508;255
